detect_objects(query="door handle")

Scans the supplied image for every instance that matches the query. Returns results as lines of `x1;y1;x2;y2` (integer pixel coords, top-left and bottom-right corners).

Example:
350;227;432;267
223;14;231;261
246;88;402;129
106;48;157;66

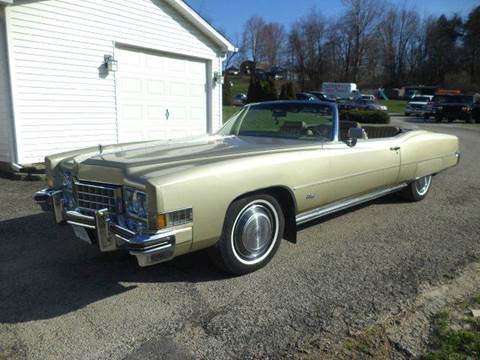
390;146;400;151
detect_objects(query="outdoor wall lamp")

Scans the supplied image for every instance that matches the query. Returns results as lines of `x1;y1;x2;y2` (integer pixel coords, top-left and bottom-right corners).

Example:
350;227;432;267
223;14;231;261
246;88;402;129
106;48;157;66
104;55;118;72
213;71;224;85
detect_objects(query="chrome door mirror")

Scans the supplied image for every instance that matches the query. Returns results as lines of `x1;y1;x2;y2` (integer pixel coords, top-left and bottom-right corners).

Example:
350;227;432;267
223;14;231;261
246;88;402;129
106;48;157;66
346;128;367;147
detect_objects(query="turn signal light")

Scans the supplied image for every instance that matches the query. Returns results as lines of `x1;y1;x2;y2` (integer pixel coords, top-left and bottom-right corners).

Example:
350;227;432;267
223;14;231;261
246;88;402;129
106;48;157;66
157;214;167;229
157;208;193;230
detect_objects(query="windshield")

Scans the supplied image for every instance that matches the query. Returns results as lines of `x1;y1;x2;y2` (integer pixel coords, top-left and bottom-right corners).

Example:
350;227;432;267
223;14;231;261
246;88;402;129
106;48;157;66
411;96;430;102
219;102;334;141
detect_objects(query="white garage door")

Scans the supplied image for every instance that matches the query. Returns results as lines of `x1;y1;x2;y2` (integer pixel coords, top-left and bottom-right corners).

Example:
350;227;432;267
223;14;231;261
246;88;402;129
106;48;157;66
115;47;208;143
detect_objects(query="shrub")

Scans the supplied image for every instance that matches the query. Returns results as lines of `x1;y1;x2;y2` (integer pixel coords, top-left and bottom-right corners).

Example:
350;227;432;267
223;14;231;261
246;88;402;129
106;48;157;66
263;78;278;101
340;110;391;124
279;82;296;100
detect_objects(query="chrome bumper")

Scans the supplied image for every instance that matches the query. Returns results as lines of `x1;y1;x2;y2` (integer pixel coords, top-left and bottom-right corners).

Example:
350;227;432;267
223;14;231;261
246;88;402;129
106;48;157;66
34;189;176;267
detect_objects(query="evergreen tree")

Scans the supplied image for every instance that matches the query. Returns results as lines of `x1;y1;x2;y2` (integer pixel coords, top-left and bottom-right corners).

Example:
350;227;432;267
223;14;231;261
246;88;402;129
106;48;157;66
222;79;232;106
279;82;296;100
263;78;278;101
247;75;264;103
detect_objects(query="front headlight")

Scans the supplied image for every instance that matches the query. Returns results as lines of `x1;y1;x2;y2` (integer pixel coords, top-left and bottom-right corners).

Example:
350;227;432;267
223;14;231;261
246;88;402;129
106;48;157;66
62;170;73;191
124;188;148;219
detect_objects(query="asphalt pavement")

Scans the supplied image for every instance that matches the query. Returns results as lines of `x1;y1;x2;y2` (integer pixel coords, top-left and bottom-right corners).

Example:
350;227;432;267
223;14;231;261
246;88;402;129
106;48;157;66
0;116;479;359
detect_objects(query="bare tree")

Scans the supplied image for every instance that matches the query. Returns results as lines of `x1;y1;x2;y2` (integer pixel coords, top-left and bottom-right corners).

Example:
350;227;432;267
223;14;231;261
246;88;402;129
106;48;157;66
378;5;419;86
288;9;327;89
241;16;267;66
262;23;286;67
342;0;383;81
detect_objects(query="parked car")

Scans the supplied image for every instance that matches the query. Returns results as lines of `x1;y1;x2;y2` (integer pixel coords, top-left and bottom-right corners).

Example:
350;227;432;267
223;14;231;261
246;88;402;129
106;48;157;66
232;93;247;106
404;95;434;117
358;94;376;101
353;99;388;111
309;91;333;102
35;101;460;275
226;67;240;76
336;99;357;111
296;93;317;101
434;95;476;123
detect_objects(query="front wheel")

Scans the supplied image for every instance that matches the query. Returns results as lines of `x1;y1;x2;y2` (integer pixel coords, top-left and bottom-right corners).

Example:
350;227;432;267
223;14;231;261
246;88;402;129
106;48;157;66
401;175;433;202
210;194;285;275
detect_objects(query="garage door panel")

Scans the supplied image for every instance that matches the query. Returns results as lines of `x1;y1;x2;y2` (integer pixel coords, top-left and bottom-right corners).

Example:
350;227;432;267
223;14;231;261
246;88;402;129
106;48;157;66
147;80;165;95
116;47;207;143
170;82;186;97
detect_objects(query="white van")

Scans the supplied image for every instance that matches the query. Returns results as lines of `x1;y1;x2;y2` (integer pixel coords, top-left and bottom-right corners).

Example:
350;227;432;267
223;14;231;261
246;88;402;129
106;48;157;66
321;82;358;99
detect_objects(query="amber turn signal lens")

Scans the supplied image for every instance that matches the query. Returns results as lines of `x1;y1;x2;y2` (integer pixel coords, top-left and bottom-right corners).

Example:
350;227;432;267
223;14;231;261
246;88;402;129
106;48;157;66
46;176;54;188
157;214;167;229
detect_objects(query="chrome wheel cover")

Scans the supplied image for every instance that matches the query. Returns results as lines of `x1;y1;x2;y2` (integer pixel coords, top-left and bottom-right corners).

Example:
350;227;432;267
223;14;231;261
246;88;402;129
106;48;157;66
415;175;432;196
231;200;279;265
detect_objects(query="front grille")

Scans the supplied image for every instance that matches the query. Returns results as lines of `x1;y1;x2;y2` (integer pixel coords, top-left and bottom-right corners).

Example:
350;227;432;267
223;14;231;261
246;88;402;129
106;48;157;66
74;181;121;213
410;104;425;109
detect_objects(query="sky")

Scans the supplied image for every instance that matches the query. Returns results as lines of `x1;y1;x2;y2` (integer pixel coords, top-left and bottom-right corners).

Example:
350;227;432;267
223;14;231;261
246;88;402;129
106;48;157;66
185;0;479;42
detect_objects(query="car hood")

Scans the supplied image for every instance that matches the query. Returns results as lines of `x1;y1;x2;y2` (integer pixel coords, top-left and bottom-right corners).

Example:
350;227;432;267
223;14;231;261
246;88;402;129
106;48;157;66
62;135;320;182
408;101;428;106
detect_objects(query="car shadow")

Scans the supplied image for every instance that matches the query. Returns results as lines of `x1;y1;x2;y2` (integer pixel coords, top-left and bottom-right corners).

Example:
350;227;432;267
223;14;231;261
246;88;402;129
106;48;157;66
0;193;407;324
0;212;228;324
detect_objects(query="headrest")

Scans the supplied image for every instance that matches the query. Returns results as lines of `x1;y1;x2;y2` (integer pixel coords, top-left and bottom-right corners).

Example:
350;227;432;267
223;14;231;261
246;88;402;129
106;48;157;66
281;121;306;129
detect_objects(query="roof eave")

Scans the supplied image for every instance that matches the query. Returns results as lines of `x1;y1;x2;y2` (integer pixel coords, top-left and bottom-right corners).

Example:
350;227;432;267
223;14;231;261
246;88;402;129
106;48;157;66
164;0;236;53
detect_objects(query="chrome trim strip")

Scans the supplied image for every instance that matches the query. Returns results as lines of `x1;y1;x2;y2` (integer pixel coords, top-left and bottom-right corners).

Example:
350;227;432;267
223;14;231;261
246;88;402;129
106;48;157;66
129;242;173;256
296;183;408;225
294;165;400;190
67;221;96;230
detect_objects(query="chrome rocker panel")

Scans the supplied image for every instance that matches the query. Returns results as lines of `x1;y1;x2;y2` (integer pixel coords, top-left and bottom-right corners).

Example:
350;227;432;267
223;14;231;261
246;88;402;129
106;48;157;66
34;189;175;267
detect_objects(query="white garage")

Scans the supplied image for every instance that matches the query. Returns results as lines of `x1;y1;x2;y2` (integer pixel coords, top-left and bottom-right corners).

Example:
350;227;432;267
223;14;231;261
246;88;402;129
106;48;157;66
0;0;234;168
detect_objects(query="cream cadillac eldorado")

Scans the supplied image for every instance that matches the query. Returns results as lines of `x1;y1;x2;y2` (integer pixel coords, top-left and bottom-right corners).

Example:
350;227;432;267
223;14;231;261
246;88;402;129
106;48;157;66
34;101;460;275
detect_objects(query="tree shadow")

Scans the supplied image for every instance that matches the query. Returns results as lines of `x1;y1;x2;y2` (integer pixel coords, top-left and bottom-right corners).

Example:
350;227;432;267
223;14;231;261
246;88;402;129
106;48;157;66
0;212;227;324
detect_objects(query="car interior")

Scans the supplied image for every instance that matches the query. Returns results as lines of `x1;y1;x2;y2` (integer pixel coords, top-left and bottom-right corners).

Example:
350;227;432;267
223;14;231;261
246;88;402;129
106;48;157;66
339;120;402;141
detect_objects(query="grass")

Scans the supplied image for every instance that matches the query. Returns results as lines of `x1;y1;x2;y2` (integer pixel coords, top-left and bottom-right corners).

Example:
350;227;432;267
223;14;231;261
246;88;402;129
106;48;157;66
378;99;407;114
222;106;240;123
424;297;480;360
227;75;249;96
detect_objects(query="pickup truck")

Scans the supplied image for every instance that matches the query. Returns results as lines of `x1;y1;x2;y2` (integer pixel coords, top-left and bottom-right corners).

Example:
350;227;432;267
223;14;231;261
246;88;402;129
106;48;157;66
433;95;476;123
405;95;434;117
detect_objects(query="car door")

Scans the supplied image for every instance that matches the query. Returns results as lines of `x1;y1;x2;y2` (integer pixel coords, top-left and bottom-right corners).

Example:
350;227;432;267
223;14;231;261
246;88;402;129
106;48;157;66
320;138;401;202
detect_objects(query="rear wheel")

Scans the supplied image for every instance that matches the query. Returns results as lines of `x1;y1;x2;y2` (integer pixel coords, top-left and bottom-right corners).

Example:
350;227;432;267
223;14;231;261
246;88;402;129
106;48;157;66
466;114;474;124
210;194;285;275
401;175;433;202
435;115;443;123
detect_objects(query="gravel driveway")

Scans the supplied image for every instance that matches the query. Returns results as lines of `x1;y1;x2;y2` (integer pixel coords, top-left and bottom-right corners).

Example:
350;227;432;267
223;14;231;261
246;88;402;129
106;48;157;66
0;117;479;359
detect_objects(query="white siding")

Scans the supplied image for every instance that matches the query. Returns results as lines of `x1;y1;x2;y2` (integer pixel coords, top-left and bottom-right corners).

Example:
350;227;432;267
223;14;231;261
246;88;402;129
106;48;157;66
6;0;223;164
0;6;14;163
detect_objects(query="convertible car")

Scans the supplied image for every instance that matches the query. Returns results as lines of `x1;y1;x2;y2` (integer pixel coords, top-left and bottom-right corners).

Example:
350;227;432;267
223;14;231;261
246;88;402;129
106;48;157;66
34;101;460;275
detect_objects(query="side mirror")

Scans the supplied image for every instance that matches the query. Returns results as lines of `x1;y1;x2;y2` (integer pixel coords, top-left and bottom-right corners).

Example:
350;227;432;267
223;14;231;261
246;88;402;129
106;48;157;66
346;128;367;147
